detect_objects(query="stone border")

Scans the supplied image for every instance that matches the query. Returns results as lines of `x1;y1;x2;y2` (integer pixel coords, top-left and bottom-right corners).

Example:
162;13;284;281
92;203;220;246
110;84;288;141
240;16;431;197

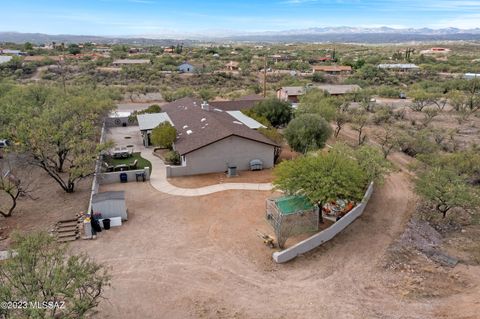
272;182;374;263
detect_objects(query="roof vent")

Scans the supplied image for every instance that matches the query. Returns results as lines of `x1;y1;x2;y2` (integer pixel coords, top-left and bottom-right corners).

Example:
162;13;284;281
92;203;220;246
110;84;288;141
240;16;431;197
201;118;206;122
201;101;210;111
186;130;193;135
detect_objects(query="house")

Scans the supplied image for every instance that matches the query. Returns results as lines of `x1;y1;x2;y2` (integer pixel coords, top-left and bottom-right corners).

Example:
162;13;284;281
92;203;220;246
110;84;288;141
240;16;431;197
225;61;240;71
377;63;420;72
209;94;265;111
137;97;278;177
315;84;361;96
0;56;13;64
178;62;195;73
270;54;293;63
163;47;175;53
276;86;305;103
0;49;25;56
309;56;333;63
311;65;352;75
464;73;480;80
137;113;174;146
112;59;150;66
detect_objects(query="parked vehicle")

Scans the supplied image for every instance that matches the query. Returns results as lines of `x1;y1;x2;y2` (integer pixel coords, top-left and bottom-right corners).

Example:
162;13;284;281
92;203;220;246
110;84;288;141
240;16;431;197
0;139;10;148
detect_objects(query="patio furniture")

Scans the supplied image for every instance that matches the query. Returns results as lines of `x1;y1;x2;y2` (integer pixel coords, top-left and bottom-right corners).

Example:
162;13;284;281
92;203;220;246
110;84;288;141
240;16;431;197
112;147;132;159
136;172;146;182
114;164;128;171
249;159;263;171
129;159;138;170
103;162;114;172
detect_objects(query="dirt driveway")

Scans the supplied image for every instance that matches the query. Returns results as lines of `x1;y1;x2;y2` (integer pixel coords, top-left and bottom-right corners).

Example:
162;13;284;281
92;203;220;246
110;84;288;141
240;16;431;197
71;170;444;319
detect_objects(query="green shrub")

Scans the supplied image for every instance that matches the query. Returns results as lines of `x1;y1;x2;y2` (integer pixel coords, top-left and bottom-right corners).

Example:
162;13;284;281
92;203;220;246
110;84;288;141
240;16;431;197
165;150;181;165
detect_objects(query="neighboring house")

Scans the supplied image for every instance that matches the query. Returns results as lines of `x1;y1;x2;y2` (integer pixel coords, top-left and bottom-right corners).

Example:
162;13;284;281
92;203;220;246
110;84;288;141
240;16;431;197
276;86;305;103
377;63;420;72
112;59;150;66
315;84;361;96
137;97;278;177
93;47;112;54
464;73;480;80
225;61;240;71
163;47;175;53
270;54;293;63
0;49;24;56
311;65;352;75
178;62;195;73
420;47;451;55
0;56;13;64
209;94;265;111
137;113;174;146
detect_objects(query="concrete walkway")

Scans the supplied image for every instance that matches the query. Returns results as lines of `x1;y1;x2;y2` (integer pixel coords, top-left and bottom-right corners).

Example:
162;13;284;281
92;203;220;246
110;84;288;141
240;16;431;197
141;150;273;197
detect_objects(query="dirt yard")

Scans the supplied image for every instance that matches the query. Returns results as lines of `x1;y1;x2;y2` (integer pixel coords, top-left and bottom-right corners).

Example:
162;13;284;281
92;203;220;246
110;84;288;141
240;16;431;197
168;169;273;188
67;169;475;319
0;158;91;250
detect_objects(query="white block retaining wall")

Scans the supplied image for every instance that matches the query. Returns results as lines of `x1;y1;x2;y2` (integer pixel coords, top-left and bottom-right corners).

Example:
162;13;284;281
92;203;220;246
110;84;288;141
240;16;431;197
98;167;150;184
272;182;374;263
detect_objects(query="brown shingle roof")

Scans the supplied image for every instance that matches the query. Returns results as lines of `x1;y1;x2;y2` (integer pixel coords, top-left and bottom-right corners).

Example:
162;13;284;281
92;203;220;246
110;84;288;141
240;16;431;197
162;97;277;155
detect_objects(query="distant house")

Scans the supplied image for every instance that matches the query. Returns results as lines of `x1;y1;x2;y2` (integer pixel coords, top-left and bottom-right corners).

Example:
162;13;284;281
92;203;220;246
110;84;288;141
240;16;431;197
315;84;361;96
277;84;361;103
209;94;265;111
464;73;480;80
0;56;13;64
311;65;352;75
178;62;195;73
377;63;419;72
309;56;333;63
137;97;277;177
0;49;25;56
276;86;305;103
270;54;293;63
112;59;150;66
225;61;240;71
163;47;175;53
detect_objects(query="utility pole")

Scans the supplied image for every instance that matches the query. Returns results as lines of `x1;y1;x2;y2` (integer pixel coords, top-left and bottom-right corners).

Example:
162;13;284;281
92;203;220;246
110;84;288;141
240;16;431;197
263;56;267;97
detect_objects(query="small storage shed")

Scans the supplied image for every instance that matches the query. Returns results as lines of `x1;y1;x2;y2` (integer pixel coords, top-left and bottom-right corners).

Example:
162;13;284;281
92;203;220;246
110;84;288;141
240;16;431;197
91;191;128;221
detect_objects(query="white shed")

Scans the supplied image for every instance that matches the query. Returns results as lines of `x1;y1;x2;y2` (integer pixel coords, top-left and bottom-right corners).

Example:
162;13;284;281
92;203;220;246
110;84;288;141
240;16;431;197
91;191;128;221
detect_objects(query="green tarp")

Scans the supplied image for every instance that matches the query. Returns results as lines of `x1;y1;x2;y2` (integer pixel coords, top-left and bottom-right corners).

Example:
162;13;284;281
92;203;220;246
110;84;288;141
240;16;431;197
274;195;315;215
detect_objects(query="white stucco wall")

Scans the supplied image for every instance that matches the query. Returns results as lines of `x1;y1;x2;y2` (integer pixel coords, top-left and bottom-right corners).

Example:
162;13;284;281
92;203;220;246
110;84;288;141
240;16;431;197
272;182;374;263
167;135;275;177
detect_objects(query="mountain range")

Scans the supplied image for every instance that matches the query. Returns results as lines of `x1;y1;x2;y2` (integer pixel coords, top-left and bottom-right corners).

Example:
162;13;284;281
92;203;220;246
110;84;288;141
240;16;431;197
2;27;480;44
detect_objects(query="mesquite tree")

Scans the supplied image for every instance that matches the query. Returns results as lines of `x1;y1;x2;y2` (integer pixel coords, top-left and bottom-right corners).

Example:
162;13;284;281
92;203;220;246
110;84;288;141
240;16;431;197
0;85;115;193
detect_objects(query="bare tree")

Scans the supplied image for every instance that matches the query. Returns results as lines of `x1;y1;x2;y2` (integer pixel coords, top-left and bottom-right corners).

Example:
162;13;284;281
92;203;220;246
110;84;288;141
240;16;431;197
421;108;439;126
351;110;369;145
375;126;398;159
0;170;34;218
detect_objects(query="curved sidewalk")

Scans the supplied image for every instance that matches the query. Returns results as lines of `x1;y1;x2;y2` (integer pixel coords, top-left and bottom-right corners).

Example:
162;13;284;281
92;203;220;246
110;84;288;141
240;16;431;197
141;150;273;197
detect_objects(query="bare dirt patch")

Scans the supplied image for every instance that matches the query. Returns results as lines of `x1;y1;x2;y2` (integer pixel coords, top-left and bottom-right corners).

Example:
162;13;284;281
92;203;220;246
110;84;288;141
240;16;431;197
168;169;273;188
69;171;444;319
0;160;90;250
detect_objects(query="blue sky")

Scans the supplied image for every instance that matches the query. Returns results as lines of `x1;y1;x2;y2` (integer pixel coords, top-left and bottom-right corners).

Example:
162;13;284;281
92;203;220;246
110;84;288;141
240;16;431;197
1;0;480;36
